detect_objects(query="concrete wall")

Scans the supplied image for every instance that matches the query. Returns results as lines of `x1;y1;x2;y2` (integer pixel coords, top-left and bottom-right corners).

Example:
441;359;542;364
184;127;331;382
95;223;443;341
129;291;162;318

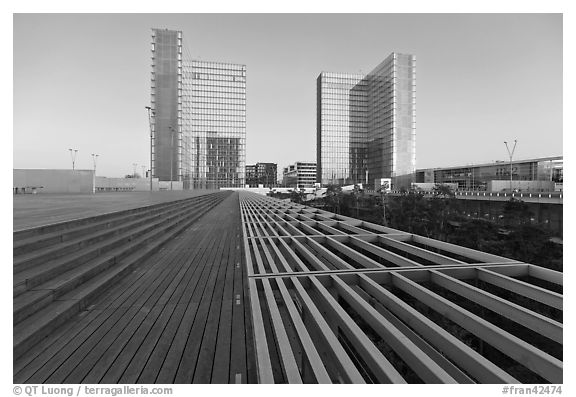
158;181;183;191
96;177;159;192
14;169;94;194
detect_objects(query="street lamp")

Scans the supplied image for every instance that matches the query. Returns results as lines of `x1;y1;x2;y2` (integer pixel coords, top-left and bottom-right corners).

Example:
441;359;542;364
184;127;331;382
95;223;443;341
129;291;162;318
68;148;78;170
145;106;154;191
504;140;517;192
91;153;99;194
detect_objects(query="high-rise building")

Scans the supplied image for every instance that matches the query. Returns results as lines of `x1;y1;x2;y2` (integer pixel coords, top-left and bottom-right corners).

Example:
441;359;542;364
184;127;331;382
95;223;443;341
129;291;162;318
151;28;246;189
317;52;416;188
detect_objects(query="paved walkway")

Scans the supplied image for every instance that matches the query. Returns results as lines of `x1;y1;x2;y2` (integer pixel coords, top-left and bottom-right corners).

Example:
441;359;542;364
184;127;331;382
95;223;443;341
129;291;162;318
13;191;219;231
14;192;256;384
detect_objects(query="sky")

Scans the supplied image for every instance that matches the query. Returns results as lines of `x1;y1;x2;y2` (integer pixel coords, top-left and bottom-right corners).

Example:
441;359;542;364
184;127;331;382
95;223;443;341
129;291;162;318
13;13;563;178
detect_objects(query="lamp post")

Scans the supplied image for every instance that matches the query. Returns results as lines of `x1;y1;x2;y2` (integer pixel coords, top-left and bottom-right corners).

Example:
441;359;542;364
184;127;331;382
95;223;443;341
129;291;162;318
91;153;99;194
68;148;78;170
145;106;154;192
504;140;517;192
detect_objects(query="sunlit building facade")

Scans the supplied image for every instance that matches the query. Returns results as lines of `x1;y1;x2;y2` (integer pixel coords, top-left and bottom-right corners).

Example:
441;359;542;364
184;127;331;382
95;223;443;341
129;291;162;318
283;162;317;189
316;72;367;186
151;28;246;189
317;53;416;188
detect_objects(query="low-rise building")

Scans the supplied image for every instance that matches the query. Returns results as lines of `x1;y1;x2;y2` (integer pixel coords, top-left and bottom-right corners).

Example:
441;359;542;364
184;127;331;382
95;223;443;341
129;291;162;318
415;156;563;192
282;161;317;189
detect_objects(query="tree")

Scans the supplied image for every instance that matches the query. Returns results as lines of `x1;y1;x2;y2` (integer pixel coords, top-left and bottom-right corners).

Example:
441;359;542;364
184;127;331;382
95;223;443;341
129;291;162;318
433;183;455;198
501;198;534;227
325;184;342;214
289;189;305;205
387;193;429;235
351;184;362;218
449;219;505;255
377;186;389;226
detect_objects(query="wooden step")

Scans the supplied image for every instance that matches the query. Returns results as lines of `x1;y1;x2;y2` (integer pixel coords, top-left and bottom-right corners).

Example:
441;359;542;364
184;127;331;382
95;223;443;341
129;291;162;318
13;195;214;273
13;196;199;242
13;194;215;257
13;192;229;359
13;196;218;296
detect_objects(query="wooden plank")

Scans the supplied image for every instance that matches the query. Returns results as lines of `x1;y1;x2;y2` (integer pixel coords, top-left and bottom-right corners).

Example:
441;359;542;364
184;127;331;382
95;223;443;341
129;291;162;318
19;195;232;384
228;221;250;383
391;272;563;383
332;276;457;383
250;236;302;383
208;219;238;383
412;235;517;264
378;236;464;265
357;275;518;383
193;223;237;383
51;251;193;383
350;284;475;383
349;236;423;268
477;268;562;310
100;225;220;383
240;203;273;383
528;265;563;286
430;270;563;343
308;276;406;383
325;237;386;269
22;243;189;383
170;216;231;383
152;199;236;383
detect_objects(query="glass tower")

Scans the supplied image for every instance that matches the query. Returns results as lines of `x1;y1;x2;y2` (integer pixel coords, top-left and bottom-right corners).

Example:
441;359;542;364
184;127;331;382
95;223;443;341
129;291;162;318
151;29;246;189
317;53;416;188
316;73;367;186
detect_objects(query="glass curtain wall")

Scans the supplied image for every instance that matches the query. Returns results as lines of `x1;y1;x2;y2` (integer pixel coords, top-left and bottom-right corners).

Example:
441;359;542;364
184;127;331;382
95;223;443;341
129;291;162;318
317;72;367;185
316;53;416;189
182;60;246;189
366;53;416;184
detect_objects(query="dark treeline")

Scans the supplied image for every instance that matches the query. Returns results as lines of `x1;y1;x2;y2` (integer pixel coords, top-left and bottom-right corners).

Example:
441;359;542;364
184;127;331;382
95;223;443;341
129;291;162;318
299;185;563;272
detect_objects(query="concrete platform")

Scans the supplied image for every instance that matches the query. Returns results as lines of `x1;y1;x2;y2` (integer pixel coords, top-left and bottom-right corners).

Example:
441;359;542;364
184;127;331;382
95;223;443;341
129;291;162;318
13;191;219;231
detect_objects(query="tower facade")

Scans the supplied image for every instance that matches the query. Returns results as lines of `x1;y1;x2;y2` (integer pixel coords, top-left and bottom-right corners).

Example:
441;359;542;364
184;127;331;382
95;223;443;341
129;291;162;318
317;53;416;188
151;29;246;189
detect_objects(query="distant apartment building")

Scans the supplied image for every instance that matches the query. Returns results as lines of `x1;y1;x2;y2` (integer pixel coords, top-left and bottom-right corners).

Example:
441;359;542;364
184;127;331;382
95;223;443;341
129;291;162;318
151;28;246;189
416;156;563;191
245;162;277;187
282;162;317;189
317;52;416;188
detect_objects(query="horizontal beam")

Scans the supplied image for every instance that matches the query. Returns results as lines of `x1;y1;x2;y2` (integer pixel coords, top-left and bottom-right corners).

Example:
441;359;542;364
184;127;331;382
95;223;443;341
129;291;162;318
430;270;562;343
477;268;562;310
358;275;517;383
332;276;458;383
391;273;562;383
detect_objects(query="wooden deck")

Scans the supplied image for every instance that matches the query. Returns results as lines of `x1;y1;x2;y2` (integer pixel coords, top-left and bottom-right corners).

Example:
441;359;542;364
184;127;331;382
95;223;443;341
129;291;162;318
14;192;256;384
13;190;219;231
